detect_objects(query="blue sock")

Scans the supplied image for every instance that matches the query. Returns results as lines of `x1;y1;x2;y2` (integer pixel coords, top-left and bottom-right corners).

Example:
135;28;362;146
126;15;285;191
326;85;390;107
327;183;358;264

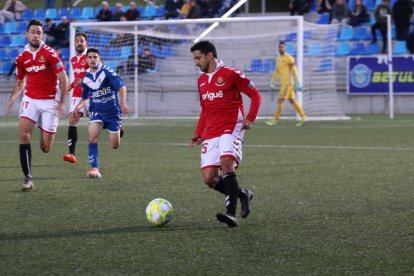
88;143;99;169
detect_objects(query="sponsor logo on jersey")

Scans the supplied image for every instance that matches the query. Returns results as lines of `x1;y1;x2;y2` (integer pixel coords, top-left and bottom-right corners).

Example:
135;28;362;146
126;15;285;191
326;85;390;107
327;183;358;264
200;82;206;87
26;64;46;72
248;81;255;89
55;62;63;69
73;68;86;74
39;55;46;62
24;59;31;64
351;64;371;88
92;87;112;98
202;90;223;101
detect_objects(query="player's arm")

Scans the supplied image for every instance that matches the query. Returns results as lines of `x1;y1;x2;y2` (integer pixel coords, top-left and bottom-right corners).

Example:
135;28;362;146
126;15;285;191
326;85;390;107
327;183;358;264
234;71;262;130
117;85;129;115
191;109;205;146
291;62;302;91
56;71;68;117
6;78;25;115
270;59;279;89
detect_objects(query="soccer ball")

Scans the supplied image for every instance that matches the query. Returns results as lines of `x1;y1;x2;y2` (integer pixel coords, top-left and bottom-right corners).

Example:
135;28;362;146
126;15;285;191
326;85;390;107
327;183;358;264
146;198;173;226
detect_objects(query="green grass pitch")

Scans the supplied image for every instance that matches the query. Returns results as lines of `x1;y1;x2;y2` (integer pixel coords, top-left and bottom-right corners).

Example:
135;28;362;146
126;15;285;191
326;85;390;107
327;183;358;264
0;116;413;274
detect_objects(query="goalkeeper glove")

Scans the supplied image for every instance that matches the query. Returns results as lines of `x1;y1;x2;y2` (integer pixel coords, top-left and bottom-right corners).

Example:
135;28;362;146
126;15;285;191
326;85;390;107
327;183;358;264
295;82;302;92
269;82;276;90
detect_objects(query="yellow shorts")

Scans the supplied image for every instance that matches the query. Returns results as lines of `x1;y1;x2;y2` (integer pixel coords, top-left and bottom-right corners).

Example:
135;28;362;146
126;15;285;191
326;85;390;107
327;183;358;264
279;83;295;100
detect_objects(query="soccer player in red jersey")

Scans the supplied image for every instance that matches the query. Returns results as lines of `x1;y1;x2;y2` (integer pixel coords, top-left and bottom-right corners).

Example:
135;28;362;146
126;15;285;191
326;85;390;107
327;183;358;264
190;41;262;227
6;19;68;191
62;32;89;164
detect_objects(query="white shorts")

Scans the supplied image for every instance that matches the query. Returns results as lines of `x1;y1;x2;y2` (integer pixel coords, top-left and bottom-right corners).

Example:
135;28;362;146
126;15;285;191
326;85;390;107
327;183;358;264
200;133;244;170
69;96;85;115
19;95;59;134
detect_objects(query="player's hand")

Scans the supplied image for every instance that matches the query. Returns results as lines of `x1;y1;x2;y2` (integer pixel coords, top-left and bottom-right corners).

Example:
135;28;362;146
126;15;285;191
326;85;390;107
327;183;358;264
190;136;202;146
121;104;129;115
269;82;276;90
295;82;303;92
56;102;65;118
73;78;82;87
241;119;252;130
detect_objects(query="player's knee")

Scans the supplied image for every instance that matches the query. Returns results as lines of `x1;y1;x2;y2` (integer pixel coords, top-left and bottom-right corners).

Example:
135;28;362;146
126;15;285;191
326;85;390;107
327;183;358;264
203;176;216;188
19;132;31;143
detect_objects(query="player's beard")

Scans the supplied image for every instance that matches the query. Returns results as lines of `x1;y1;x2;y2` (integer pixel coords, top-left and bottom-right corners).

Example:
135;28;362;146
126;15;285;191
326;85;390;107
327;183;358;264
76;47;85;54
29;40;40;49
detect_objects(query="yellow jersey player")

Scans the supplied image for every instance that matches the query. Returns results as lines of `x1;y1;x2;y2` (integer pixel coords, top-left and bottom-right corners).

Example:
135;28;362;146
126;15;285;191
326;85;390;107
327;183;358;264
266;41;307;127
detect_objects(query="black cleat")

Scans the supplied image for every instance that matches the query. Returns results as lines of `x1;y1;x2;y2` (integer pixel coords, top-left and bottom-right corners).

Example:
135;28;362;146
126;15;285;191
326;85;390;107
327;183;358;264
216;213;239;227
240;189;253;218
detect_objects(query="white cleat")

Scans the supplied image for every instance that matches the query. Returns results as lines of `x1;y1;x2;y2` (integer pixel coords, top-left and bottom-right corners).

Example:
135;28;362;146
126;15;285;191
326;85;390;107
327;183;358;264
22;176;34;192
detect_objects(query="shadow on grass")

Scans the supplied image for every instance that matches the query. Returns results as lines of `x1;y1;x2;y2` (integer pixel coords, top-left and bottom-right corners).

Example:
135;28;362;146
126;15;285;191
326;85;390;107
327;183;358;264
0;224;226;241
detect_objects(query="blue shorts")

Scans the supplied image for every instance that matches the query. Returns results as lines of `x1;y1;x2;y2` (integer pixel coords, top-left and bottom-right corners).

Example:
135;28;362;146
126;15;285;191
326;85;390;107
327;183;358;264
89;111;122;132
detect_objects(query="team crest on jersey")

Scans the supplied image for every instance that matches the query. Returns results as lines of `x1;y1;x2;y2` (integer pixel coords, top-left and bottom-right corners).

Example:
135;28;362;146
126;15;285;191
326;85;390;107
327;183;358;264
216;77;225;87
81;60;87;66
351;64;371;88
39;55;46;62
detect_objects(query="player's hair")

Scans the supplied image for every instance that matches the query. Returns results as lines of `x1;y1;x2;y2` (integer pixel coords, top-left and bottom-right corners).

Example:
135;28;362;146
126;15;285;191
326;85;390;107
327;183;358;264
190;41;217;58
75;32;88;41
27;19;42;32
86;48;100;56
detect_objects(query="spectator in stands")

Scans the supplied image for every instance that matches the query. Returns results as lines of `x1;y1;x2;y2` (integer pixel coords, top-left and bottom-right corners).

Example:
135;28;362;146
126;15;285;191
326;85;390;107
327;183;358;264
207;0;221;17
112;3;126;21
371;0;391;53
55;16;70;49
125;1;140;21
110;17;134;46
317;0;335;14
348;0;370;26
43;18;58;47
187;0;201;19
179;0;192;18
138;47;156;74
165;0;183;19
198;0;209;17
0;0;26;23
289;0;311;16
331;0;350;25
219;0;240;16
406;31;414;53
44;0;56;9
96;1;113;22
392;0;413;41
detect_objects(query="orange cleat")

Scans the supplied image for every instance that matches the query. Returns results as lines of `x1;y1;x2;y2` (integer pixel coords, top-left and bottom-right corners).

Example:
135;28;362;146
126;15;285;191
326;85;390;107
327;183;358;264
87;168;101;178
63;153;77;163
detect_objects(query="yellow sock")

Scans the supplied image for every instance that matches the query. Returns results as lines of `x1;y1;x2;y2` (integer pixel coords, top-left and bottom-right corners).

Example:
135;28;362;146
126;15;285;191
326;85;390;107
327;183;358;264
274;103;284;122
292;101;306;119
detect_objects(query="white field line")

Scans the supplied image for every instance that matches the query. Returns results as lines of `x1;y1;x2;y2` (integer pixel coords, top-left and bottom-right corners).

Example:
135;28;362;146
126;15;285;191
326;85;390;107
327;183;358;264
0;140;412;152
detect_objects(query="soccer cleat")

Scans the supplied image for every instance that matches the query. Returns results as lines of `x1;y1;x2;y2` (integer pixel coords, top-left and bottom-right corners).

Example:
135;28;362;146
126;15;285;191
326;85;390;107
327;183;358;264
296;117;307;127
216;213;239;227
240;189;253;219
265;120;277;126
120;125;124;138
63;153;77;163
22;176;34;192
87;168;101;178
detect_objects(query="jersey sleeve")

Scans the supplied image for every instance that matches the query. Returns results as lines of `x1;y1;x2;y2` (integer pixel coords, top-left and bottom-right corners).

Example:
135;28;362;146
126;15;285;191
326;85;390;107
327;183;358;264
289;56;300;82
81;81;89;100
270;58;279;83
47;49;65;74
233;70;262;123
15;58;25;80
105;67;125;91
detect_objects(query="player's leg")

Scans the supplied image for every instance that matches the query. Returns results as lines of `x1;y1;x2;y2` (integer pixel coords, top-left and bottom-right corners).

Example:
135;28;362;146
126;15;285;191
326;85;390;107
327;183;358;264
87;121;103;178
63;97;83;163
38;100;60;153
19;118;35;191
267;84;287;126
286;85;307;126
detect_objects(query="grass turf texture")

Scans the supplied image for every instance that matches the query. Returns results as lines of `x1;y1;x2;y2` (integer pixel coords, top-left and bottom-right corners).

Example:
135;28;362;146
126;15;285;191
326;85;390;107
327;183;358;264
0;116;413;274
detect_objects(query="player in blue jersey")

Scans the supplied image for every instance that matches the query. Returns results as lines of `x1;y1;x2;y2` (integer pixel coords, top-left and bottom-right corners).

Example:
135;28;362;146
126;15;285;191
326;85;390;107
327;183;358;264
74;48;129;178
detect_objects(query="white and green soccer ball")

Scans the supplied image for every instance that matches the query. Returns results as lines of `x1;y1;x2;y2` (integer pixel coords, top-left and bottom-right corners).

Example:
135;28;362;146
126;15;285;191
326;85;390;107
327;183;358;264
146;198;173;226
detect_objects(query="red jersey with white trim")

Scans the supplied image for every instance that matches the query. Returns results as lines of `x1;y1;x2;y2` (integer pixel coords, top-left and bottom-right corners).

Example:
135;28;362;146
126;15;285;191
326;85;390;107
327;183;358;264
16;42;65;99
194;62;262;140
70;50;88;97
